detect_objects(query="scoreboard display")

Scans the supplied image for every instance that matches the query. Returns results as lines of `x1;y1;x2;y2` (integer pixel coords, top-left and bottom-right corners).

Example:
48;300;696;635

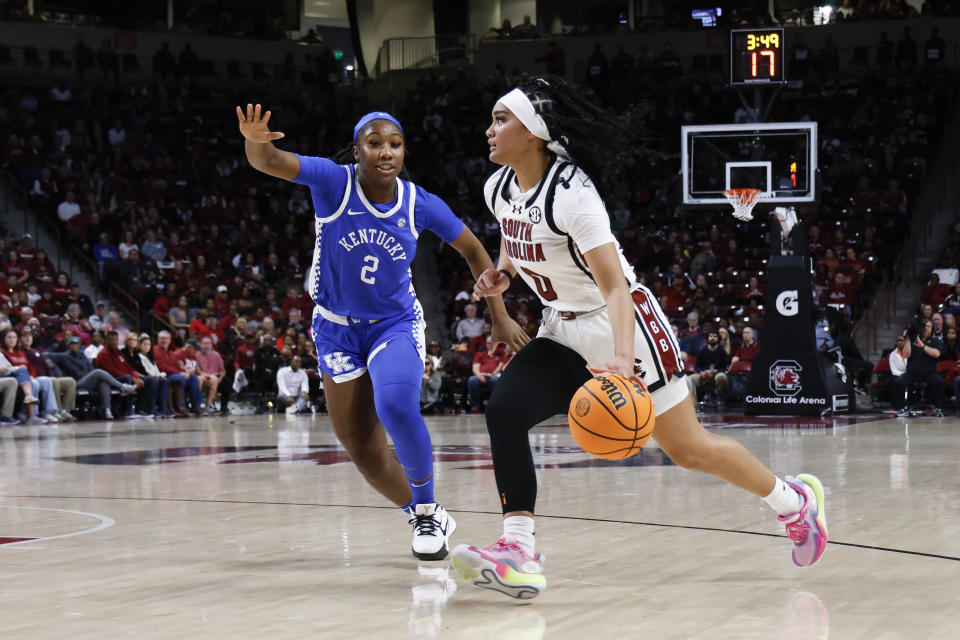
730;28;785;86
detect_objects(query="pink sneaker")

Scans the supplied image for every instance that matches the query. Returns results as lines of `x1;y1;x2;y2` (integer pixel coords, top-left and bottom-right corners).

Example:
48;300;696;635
779;474;828;567
451;538;546;599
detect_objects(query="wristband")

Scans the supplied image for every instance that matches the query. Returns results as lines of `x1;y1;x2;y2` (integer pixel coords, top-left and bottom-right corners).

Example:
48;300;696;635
498;269;513;280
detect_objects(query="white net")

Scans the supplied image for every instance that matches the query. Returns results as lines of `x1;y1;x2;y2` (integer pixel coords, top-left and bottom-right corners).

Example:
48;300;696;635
723;188;762;222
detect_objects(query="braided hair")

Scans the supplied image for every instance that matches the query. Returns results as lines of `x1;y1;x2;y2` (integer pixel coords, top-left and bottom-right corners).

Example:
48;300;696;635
516;75;632;206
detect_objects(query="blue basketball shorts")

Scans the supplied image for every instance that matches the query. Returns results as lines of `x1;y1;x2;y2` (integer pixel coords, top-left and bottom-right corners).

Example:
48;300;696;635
311;301;426;383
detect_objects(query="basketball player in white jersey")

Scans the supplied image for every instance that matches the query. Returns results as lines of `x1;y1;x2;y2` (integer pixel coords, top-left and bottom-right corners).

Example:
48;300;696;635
451;77;828;599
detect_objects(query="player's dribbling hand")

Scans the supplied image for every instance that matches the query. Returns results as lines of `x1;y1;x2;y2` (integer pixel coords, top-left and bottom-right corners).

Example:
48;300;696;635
236;103;285;143
472;268;510;300
491;316;530;353
590;357;644;387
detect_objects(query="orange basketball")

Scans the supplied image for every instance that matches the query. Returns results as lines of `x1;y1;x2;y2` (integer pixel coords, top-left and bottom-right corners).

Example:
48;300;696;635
567;374;655;460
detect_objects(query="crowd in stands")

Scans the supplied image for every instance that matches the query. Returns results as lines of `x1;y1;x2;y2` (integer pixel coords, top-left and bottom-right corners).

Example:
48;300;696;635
0;14;958;418
0;293;324;423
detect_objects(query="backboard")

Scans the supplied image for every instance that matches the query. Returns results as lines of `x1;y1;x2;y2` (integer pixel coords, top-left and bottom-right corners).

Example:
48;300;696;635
681;122;817;206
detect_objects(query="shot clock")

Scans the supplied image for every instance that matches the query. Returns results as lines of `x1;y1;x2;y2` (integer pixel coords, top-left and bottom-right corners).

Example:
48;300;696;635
730;28;785;86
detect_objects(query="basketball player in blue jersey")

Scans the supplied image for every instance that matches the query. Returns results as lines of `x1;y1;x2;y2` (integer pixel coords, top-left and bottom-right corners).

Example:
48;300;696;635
451;78;828;598
236;103;528;560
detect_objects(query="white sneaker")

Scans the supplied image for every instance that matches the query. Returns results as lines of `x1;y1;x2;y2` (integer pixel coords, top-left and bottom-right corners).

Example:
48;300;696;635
285;404;299;414
409;503;456;561
120;384;137;396
42;412;60;423
24;415;46;425
58;410;75;422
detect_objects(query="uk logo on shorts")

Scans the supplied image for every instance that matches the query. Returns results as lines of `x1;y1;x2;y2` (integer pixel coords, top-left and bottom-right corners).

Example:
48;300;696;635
324;352;354;374
769;360;802;397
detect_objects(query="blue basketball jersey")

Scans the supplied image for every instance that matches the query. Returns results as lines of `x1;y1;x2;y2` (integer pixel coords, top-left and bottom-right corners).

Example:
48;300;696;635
293;154;465;319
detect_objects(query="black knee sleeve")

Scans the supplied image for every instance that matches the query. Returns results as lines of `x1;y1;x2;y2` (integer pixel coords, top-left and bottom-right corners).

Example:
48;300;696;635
484;338;591;514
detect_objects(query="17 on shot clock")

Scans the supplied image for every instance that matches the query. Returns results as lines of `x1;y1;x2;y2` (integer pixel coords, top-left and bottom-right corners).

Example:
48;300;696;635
730;27;785;86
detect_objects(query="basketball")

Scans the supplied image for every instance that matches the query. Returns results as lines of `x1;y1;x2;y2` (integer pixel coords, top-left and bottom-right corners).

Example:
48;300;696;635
567;374;655;460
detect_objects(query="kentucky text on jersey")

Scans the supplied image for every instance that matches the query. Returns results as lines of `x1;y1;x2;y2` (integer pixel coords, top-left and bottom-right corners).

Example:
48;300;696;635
337;228;408;262
293;154;464;319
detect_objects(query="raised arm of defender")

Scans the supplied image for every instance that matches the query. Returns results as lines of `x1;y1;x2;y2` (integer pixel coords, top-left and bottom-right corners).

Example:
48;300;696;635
236;103;300;181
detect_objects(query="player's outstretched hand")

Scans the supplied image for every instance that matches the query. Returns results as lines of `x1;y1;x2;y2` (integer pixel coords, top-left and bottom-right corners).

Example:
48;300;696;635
236;103;285;143
491;316;530;353
472;268;510;301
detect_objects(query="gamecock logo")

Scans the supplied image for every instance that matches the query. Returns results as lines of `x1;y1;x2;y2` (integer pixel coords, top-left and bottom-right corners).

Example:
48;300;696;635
769;360;802;396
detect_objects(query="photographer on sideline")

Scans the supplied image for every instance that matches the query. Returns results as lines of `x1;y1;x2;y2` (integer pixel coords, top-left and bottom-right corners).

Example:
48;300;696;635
895;319;945;416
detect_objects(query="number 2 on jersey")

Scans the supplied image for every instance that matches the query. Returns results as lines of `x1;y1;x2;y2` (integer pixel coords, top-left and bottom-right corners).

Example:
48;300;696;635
520;267;558;301
361;255;379;284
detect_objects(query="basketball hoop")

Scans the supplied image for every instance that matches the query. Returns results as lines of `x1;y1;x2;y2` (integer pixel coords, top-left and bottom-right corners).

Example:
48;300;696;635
723;188;762;222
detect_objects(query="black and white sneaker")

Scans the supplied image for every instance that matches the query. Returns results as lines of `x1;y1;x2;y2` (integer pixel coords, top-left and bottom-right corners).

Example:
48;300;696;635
409;503;456;561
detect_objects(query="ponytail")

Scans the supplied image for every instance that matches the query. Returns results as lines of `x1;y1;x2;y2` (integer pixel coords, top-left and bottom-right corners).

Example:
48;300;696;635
516;75;633;206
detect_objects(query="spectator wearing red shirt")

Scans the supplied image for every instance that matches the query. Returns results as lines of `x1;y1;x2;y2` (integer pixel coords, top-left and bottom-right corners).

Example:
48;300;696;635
189;309;215;340
4;250;29;287
151;283;178;320
718;238;746;271
31;249;55;283
660;275;688;311
0;328;47;423
827;272;856;309
235;333;257;372
730;327;760;367
20;327;75;419
213;285;231;318
34;290;59;318
467;335;506;413
921;273;951;308
50;272;73;300
153;330;203;414
281;286;303;317
842;247;869;284
94;330;158;416
233;332;257;395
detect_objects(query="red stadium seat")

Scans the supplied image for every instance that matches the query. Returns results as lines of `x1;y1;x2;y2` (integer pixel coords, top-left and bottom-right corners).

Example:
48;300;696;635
727;360;752;375
936;360;958;386
871;356;893;404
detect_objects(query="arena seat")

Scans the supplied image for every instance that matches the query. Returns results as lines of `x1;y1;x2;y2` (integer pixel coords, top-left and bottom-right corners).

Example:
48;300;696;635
870;357;892;405
727;360;752;375
936;360;957;387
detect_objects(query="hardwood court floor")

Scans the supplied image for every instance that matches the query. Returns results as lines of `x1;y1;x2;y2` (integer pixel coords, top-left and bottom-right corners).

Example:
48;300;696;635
1;410;958;639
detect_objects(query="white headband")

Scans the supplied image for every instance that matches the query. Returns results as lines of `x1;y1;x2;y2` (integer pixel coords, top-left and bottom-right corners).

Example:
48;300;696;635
498;88;550;140
498;88;570;158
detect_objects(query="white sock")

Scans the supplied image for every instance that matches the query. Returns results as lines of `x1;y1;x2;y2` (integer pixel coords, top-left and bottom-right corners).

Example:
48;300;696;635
502;515;535;557
762;477;803;516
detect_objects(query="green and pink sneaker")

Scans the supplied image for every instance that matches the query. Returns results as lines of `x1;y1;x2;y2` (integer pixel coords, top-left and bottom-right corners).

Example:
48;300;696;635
780;473;828;567
452;538;546;599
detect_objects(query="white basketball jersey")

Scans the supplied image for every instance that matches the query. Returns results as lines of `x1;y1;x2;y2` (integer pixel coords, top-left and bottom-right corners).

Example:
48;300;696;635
484;159;636;312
